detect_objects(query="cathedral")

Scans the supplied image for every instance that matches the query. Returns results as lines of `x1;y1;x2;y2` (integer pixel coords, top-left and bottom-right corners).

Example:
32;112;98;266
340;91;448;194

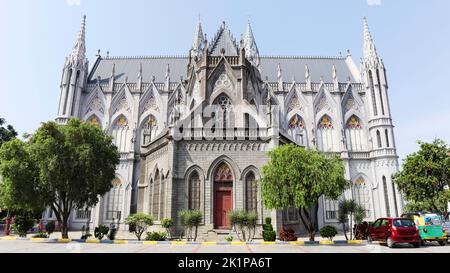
46;15;404;237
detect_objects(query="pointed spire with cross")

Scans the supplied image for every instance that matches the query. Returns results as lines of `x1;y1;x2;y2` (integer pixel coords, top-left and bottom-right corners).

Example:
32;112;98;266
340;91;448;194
363;17;378;60
191;15;204;58
69;15;87;66
243;20;260;68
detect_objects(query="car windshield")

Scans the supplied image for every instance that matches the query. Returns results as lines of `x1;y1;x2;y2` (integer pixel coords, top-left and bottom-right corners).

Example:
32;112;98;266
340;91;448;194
424;214;443;226
393;219;415;227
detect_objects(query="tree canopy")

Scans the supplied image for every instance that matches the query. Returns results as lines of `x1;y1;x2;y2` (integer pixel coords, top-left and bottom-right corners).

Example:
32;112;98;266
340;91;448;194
393;139;450;215
0;119;120;238
261;144;349;240
0;117;18;147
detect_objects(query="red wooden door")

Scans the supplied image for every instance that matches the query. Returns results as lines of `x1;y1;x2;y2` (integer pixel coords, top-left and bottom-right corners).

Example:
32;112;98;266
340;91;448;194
215;190;232;229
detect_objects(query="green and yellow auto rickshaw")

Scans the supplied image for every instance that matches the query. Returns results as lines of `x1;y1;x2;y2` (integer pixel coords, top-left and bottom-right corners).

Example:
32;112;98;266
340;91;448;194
401;212;447;246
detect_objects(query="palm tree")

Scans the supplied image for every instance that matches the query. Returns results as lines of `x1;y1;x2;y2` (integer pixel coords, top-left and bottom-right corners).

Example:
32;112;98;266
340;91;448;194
338;200;365;240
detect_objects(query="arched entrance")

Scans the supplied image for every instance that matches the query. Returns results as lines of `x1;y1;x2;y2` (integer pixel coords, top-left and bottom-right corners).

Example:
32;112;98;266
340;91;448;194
213;163;233;229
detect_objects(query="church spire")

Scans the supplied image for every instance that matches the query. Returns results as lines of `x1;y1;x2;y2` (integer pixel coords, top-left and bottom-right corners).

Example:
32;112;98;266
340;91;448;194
363;17;378;60
69;15;87;66
243;20;260;68
191;16;204;58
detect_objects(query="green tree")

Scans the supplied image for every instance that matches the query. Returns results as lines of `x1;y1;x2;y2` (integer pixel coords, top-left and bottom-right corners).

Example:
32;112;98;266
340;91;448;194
0;117;18;147
261;144;349;241
338;200;367;240
0;119;120;238
125;213;154;240
393;139;450;215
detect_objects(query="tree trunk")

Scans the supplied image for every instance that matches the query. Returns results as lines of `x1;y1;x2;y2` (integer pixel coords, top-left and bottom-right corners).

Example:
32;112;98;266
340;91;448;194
349;213;353;240
342;223;348;240
61;217;69;239
299;204;318;241
194;226;198;242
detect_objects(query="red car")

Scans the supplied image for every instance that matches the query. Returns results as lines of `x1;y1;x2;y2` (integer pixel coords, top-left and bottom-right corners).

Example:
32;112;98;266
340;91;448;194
368;218;421;248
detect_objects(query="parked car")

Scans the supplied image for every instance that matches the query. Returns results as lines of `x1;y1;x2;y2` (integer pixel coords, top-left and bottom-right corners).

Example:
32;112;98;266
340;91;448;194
368;218;421;248
441;213;450;242
401;212;447;246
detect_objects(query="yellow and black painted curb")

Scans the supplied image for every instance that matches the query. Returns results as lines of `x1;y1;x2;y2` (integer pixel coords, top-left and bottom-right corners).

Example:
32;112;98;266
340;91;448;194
0;236;367;246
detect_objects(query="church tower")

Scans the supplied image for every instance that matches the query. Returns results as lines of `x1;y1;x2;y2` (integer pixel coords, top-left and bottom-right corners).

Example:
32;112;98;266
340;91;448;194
361;17;403;217
56;15;89;124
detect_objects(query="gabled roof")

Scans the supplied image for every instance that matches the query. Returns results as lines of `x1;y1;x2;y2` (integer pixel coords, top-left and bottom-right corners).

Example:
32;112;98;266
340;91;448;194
88;55;360;84
209;22;239;56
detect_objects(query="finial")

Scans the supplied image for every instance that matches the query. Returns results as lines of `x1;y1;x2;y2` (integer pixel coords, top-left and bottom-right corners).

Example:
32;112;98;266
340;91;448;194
332;64;337;82
107;51;110;58
96;49;101;57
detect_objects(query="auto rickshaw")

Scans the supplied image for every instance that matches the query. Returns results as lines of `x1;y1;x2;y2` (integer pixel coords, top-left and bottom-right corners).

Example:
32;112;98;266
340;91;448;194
401;212;447;246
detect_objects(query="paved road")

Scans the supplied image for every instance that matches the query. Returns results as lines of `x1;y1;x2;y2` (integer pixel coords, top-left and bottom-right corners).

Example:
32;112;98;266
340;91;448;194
0;240;449;253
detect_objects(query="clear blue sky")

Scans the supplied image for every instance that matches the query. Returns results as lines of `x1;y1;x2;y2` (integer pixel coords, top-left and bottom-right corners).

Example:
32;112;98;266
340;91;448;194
0;0;449;163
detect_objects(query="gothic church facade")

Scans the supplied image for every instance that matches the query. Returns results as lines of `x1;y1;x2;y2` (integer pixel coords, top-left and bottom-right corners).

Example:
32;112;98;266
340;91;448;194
46;16;403;235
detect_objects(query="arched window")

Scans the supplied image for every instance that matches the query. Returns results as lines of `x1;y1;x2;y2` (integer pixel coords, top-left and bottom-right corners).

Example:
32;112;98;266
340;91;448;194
88;115;101;127
149;178;153;214
152;170;160;219
345;115;365;151
288;114;305;145
142;115;157;145
112;115;129;152
63;69;73;115
160;175;165;219
376;130;382;148
382;176;391;217
369;71;378;116
213;94;233;128
245;172;257;212
352;177;371;218
71;70;81;116
385;129;390;148
392;182;398;217
317;115;336;152
188;171;201;210
105;178;123;221
376;69;385;115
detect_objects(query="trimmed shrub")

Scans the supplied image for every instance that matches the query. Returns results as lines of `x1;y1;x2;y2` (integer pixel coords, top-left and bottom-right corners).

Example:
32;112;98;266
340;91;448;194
11;214;35;237
228;210;258;242
320;225;338;241
125;213;154;241
179;210;203;241
262;217;276;241
225;235;233;242
94;225;109;240
146;231;167;241
279;227;297;241
263;230;276;241
161;218;174;239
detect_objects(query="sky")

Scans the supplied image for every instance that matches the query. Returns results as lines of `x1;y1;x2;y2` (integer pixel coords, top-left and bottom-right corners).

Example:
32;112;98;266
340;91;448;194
0;0;449;163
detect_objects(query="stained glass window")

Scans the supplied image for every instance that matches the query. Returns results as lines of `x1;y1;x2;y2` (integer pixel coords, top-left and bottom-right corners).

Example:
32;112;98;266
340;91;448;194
288;114;305;129
189;171;201;210
116;115;128;128
346;115;362;129
214;163;233;182
245;172;257;213
88;115;100;127
318;115;333;129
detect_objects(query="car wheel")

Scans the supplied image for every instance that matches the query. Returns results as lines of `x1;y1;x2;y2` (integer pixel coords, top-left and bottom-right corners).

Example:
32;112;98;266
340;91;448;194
367;236;373;244
420;239;426;246
438;240;446;246
411;242;420;248
387;237;394;248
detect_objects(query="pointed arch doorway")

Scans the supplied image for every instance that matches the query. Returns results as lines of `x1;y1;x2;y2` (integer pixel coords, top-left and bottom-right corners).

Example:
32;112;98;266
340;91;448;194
213;163;233;229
